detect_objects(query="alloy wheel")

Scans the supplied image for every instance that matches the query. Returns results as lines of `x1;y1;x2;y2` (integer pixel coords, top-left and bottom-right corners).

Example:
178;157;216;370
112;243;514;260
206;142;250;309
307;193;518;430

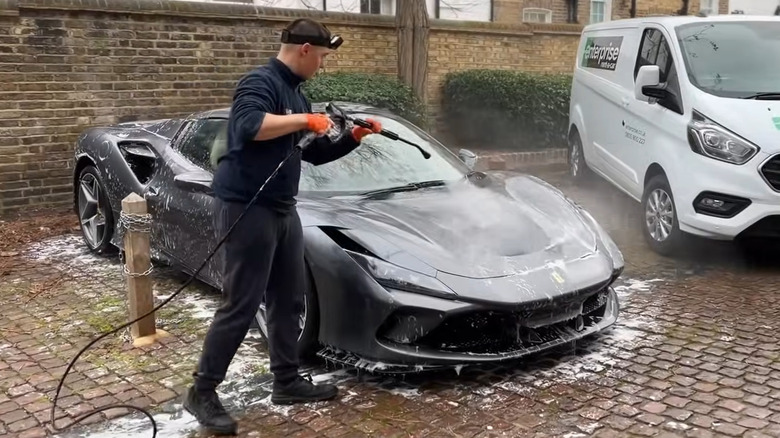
256;297;307;342
78;173;107;249
645;188;674;242
570;139;581;177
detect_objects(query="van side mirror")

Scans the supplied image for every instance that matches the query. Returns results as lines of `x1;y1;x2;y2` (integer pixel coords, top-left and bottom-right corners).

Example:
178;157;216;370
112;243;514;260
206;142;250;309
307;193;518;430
635;65;661;102
642;85;670;101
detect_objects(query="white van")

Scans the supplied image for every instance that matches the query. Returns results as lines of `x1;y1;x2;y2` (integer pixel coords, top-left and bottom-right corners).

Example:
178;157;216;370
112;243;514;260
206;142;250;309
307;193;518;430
567;14;780;255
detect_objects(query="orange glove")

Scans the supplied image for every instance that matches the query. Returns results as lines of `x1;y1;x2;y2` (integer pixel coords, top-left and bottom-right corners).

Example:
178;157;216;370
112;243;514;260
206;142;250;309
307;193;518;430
352;118;382;142
305;113;333;135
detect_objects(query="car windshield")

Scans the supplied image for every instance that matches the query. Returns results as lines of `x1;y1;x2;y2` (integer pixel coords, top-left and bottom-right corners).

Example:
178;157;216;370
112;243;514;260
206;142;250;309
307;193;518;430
675;20;780;98
299;113;468;194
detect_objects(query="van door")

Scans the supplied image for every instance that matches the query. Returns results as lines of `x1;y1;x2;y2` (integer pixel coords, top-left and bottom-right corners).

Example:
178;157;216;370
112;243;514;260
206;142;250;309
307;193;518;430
575;30;637;193
619;25;686;199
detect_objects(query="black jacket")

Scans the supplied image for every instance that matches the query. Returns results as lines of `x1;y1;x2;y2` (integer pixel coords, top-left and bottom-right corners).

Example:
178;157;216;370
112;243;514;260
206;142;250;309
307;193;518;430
212;57;360;208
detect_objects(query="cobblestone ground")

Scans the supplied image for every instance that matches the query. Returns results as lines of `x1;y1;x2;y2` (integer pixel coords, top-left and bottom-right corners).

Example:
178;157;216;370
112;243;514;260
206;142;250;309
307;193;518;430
1;165;779;438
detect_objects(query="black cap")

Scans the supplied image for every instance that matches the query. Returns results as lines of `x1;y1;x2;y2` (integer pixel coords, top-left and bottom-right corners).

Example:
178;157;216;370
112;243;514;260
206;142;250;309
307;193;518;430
281;19;344;50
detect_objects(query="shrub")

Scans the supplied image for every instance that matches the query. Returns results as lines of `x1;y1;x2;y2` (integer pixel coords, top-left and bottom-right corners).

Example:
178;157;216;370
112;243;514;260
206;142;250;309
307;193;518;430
303;72;428;128
441;69;572;150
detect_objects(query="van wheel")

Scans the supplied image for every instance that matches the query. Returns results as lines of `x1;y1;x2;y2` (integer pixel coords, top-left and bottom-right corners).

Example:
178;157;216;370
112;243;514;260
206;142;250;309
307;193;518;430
642;174;684;256
568;131;590;180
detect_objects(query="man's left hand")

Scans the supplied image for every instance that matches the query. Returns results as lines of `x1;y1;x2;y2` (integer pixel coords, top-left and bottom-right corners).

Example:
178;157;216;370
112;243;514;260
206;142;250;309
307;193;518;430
351;118;382;142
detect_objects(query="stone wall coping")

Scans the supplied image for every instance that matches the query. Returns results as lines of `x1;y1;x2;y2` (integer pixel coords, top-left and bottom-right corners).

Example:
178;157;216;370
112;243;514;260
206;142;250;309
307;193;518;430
0;0;585;36
0;0;18;16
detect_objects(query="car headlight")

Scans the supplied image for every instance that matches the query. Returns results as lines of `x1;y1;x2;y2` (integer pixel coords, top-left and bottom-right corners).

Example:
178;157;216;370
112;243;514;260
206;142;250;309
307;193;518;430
687;111;759;165
345;250;457;299
579;209;624;275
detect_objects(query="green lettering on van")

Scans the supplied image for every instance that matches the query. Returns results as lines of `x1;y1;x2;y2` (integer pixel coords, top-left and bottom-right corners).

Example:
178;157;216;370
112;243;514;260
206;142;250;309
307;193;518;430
773;116;780;130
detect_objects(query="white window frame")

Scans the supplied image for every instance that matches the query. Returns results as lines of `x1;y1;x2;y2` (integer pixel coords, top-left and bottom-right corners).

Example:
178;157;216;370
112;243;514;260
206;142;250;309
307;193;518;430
590;0;612;24
699;0;719;15
522;7;552;23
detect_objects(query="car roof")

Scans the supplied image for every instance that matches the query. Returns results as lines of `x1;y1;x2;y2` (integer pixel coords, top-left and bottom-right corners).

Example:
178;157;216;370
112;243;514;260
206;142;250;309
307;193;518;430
192;101;396;121
583;14;780;32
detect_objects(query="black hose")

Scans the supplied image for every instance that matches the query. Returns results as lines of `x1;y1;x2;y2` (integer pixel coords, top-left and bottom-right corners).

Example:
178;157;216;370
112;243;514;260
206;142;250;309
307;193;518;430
49;140;310;437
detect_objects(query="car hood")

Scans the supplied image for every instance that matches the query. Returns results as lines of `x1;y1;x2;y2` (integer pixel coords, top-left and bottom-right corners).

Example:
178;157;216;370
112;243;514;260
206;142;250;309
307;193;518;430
694;94;780;153
300;174;613;282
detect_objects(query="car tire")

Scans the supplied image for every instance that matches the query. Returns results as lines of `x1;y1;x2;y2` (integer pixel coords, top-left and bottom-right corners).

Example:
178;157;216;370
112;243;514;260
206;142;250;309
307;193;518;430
255;263;320;362
641;174;686;256
568;130;591;181
76;165;116;255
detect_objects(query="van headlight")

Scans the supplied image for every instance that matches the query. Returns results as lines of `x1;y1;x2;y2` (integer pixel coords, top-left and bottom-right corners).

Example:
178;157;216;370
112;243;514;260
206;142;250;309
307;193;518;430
687;110;759;165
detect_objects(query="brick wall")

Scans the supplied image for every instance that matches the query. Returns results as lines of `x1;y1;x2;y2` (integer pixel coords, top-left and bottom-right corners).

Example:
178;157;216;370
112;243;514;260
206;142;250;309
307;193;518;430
493;0;716;25
719;0;729;14
493;0;592;24
0;0;401;214
0;0;585;214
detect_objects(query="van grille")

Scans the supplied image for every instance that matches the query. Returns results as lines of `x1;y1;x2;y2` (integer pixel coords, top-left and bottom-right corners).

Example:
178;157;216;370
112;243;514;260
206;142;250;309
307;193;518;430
761;155;780;191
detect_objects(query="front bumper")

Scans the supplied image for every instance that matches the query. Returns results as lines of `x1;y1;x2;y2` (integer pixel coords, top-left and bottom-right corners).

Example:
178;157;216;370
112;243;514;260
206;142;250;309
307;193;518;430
317;285;619;373
674;152;780;240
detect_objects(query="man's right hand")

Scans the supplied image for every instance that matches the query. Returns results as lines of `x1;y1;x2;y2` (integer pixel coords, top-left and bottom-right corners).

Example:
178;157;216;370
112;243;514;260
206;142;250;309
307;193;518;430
305;113;333;135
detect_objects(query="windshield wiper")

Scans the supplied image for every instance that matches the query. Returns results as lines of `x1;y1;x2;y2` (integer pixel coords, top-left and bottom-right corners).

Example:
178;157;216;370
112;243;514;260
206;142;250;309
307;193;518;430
742;93;780;100
359;180;447;197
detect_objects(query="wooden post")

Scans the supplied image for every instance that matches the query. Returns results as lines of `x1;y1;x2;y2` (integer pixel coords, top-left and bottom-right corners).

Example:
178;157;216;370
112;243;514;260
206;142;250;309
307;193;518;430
121;193;168;347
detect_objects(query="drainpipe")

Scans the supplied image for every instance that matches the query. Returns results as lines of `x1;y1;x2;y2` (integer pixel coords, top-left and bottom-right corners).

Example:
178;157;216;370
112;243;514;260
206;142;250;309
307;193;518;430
568;0;579;23
678;0;690;15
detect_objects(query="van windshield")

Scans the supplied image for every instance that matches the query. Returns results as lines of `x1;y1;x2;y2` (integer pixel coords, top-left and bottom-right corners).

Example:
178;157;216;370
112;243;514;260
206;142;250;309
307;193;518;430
676;21;780;98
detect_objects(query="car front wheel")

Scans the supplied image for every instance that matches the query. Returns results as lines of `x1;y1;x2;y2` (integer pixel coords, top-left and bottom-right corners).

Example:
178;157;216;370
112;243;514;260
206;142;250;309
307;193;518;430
255;264;320;361
642;174;685;256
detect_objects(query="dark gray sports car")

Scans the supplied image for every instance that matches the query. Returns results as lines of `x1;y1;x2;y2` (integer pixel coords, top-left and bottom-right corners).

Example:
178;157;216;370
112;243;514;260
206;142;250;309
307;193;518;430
72;101;624;373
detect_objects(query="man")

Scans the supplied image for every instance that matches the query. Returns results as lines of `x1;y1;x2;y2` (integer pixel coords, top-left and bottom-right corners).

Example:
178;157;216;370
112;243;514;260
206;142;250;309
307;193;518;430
183;18;382;436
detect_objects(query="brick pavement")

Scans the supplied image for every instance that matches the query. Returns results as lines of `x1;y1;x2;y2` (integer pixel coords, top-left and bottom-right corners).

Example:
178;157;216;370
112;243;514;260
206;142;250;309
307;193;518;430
1;166;779;437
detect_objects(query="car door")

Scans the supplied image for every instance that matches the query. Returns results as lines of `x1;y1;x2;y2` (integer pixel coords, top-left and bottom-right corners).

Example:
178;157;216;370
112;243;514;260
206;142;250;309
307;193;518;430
145;117;226;287
620;25;687;199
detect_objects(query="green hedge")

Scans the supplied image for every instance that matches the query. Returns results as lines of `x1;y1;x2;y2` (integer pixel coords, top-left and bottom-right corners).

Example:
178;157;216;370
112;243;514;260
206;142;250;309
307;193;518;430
441;69;572;150
303;72;428;128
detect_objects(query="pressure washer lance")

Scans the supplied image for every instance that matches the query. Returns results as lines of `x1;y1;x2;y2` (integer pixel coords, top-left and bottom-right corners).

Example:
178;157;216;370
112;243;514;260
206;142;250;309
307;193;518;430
350;116;431;159
49;103;430;437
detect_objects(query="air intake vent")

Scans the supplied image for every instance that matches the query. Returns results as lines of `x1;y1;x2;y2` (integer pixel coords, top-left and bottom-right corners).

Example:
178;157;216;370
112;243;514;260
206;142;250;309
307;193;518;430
760;155;780;191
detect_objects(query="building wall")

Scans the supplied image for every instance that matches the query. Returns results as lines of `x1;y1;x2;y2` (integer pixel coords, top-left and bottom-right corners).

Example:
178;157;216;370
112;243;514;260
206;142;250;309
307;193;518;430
183;0;734;23
495;0;731;24
728;0;778;14
0;0;583;214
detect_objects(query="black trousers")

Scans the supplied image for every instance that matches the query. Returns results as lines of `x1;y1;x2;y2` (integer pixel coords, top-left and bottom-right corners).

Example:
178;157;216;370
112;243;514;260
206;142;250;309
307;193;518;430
193;197;305;391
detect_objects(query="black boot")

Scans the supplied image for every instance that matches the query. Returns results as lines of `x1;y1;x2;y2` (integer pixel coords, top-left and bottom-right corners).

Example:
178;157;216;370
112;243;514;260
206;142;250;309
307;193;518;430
271;374;338;405
183;386;238;436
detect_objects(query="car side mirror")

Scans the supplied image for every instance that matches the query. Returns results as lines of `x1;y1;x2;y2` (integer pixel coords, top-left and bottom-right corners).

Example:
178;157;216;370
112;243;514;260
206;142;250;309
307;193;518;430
174;170;214;196
458;149;477;170
635;65;660;102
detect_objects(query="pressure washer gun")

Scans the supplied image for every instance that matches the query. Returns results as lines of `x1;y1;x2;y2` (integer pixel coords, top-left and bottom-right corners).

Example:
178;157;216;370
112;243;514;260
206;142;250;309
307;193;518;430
297;102;431;159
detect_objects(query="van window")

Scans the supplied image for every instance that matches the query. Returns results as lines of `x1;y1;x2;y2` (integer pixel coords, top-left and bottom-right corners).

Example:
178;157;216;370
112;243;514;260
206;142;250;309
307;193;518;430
676;21;780;99
634;28;683;114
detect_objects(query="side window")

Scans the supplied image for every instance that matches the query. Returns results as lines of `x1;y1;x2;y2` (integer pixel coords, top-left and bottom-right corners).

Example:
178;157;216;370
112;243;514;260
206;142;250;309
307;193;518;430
176;119;228;171
634;28;683;114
